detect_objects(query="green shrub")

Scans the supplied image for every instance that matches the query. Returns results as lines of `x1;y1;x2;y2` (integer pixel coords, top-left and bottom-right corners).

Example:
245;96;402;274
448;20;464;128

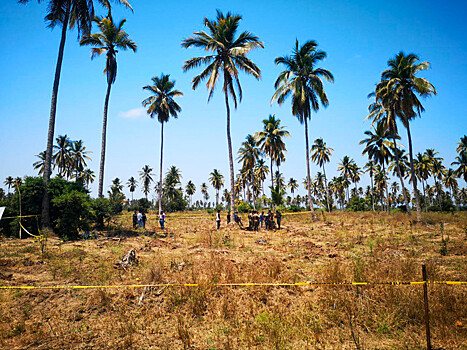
236;201;252;213
91;198;112;229
52;190;92;240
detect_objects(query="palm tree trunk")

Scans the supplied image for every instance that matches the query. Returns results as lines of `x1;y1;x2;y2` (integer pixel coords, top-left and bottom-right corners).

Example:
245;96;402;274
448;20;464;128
322;165;331;212
392;137;412;215
159;122;164;214
382;163;390;215
216;189;219;206
270;158;274;195
304;117;316;221
421;180;427;212
370;171;375;211
224;89;235;220
41;0;71;228
97;82;113;198
406;124;422;221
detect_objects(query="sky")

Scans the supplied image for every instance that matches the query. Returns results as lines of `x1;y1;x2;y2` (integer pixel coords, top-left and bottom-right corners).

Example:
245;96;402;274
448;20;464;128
1;0;466;202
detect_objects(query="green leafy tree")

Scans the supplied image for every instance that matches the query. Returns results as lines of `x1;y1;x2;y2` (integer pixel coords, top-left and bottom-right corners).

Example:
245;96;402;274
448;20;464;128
80;15;136;198
182;10;263;217
272;40;334;219
142;74;182;213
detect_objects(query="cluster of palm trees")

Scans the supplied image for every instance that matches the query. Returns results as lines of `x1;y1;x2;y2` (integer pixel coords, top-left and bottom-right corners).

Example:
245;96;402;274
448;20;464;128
15;2;466;224
33;135;95;187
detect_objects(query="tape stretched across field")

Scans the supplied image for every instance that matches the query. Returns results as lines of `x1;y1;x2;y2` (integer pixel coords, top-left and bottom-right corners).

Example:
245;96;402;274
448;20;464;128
1;281;466;290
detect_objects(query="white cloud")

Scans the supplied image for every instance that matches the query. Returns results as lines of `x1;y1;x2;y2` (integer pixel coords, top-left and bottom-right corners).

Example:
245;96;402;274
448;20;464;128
119;107;147;119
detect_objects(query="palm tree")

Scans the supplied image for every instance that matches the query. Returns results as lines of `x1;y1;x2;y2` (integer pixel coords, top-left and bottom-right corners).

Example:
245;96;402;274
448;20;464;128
182;10;263;218
33;151;47;176
310;138;334;211
81;169;95;189
4;176;15;194
425;149;445;208
200;183;209;207
20;0;132;228
80;15;136;198
456;135;467;155
337;156;356;205
238;135;260;173
414;152;431;209
209;169;224;206
164;166;182;202
363;161;376;211
139;165;153;200
69;140;92;180
185;181;196;207
452;151;467;182
142;74;182;213
254;115;290;192
360;123;398;213
254;159;269;195
442;169;458;203
288;178;299;200
127;177;137;201
272;40;334;220
375;52;437;221
53;135;72;178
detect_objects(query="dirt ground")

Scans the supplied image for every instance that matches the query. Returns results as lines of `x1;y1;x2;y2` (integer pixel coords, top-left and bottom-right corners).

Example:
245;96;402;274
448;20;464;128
0;211;466;349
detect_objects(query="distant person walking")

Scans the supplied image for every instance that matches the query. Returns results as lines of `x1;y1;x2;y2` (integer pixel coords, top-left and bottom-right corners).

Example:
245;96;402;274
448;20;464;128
132;210;138;229
137;211;143;228
227;211;231;224
142;211;147;229
275;210;282;229
259;211;264;228
159;211;166;230
216;210;221;230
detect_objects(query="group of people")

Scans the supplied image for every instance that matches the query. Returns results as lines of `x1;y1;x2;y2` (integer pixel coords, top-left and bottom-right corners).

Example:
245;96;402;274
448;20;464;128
215;209;282;231
132;210;166;230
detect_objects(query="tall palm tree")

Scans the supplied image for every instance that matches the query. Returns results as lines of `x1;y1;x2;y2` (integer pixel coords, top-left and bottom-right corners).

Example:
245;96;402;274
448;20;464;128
310;138;334;211
272;40;334;220
69;140;92;180
201;182;209;207
442;169;458;203
254;159;269;195
164;166;182;202
185;181;196;207
20;0;132;228
139;165;153;200
414;152;431;210
288;178;299;200
254;115;290;192
4;176;15;194
209;169;224;206
375;52;437;221
182;10;263;217
81;168;95;189
142;74;182;213
80;15;136;198
452;152;467;182
425;149;445;208
337;156;356;205
127;177;137;201
456;135;467;155
53;135;72;178
238;135;260;173
33;151;47;176
363;161;376;211
360;123;399;213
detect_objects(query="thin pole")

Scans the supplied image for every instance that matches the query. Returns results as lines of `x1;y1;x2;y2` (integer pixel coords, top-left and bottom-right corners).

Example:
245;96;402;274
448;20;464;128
422;264;432;350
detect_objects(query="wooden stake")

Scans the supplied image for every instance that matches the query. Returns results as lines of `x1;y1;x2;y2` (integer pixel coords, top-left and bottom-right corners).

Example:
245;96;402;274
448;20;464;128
422;264;432;350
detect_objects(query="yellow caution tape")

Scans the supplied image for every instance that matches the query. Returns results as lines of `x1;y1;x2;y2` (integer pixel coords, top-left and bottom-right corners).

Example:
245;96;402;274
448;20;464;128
0;281;465;290
1;214;41;220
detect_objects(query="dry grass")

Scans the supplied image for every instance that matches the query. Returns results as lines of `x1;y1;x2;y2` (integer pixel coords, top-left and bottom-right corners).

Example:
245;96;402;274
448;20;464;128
0;211;466;349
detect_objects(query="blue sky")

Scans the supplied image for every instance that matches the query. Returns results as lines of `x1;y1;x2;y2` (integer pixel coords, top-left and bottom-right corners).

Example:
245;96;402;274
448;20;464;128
1;0;466;201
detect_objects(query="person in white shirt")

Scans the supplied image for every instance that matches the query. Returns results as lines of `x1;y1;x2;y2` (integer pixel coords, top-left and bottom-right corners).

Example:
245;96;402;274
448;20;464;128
216;210;221;230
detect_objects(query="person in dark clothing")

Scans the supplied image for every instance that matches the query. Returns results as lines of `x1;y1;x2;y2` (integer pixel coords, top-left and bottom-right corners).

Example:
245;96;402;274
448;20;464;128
132;211;138;229
141;212;147;229
275;210;282;229
227;211;231;224
234;212;243;228
259;211;264;228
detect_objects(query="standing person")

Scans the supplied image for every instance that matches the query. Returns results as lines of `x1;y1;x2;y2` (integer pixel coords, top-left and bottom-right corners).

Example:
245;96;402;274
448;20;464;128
275;210;282;229
216;210;221;230
259;211;264;228
137;211;143;228
227;211;231;224
253;211;260;231
132;210;138;229
159;211;166;230
248;210;253;230
142;211;147;229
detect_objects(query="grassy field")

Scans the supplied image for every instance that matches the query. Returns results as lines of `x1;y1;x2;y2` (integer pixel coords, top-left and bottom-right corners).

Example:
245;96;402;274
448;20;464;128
0;211;466;349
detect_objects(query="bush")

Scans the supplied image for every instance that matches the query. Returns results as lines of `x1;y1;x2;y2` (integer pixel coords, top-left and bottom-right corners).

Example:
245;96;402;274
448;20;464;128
236;201;252;213
346;196;369;212
52;190;92;240
91;198;112;229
